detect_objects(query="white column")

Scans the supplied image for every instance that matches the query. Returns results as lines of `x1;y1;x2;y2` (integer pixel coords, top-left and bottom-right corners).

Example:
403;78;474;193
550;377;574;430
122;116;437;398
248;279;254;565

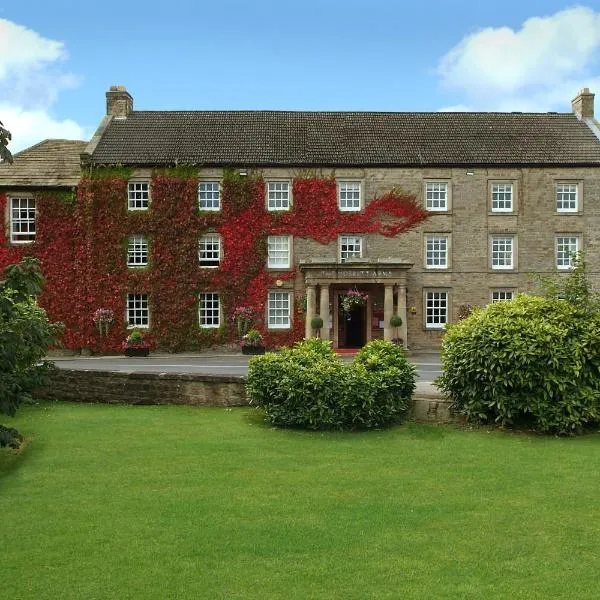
305;285;316;339
319;284;330;341
383;284;394;341
398;284;408;347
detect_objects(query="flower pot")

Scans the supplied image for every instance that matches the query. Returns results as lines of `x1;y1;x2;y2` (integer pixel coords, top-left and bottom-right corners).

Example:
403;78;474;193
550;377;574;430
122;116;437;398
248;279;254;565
124;347;150;357
242;346;266;355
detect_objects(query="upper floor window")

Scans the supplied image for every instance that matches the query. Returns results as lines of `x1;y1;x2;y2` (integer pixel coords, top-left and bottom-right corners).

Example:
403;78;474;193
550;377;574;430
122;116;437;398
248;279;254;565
425;235;448;269
198;182;221;211
267;235;291;269
199;234;221;268
128;181;150;210
339;235;363;263
127;235;149;267
491;183;513;212
338;181;361;211
267;181;291;211
199;292;220;328
425;291;448;329
556;235;580;270
556;183;578;213
10;197;36;243
268;291;291;329
126;293;149;328
425;182;449;211
491;290;515;302
491;236;514;270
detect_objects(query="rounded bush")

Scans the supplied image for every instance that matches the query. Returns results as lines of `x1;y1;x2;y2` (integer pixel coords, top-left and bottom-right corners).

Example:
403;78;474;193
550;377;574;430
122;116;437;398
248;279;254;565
437;295;600;434
246;338;416;430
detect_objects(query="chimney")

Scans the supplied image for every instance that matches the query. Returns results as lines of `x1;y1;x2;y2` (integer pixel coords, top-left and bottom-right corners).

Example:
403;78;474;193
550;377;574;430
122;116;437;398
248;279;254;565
106;85;133;118
572;88;594;120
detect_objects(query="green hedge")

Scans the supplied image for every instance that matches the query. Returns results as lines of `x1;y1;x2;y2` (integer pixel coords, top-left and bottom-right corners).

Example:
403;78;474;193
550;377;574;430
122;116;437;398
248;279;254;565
437;295;600;434
246;338;416;430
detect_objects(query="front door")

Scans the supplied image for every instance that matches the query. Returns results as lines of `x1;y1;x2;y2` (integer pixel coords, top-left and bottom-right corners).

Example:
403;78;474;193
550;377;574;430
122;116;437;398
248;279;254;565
339;299;366;348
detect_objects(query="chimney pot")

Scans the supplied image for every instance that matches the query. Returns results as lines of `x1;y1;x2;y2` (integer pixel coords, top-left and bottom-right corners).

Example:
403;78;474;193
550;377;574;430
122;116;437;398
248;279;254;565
106;85;133;118
572;88;594;120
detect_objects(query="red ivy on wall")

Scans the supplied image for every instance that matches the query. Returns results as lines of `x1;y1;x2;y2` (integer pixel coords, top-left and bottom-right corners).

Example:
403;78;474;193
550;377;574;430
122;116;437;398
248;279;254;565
0;172;428;352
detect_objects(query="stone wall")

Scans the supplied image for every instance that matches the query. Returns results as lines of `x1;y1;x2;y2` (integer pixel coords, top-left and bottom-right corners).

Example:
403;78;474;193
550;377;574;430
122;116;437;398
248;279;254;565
35;368;455;423
36;369;248;406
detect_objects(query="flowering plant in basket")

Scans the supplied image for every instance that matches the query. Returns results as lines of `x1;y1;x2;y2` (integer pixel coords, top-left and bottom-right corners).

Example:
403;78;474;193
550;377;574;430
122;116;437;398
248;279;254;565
240;329;264;348
341;288;369;315
122;329;151;350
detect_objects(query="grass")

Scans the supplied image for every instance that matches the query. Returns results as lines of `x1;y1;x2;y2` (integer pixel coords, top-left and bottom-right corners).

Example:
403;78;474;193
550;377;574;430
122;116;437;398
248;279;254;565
1;402;599;599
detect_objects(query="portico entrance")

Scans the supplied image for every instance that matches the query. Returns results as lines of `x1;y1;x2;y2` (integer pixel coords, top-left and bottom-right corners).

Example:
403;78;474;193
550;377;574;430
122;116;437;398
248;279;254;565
299;261;413;349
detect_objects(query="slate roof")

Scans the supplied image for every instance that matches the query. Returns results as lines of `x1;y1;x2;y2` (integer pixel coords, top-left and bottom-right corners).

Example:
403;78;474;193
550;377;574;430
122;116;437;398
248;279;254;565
89;111;600;167
0;139;88;188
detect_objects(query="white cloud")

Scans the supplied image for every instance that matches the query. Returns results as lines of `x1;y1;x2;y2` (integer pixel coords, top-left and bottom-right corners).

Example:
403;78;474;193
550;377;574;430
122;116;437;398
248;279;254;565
437;6;600;111
0;19;86;152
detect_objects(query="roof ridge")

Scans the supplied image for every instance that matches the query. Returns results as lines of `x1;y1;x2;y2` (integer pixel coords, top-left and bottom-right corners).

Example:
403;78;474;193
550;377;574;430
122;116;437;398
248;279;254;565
127;109;575;117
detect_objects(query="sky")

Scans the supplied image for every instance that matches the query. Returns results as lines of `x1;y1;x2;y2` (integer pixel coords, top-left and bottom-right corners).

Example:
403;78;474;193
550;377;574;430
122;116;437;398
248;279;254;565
1;1;600;152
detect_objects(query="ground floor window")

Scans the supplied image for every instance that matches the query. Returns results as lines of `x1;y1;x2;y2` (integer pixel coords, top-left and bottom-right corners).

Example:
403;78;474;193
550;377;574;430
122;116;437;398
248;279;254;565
491;290;515;302
425;291;448;329
127;293;149;328
268;291;291;328
199;292;220;328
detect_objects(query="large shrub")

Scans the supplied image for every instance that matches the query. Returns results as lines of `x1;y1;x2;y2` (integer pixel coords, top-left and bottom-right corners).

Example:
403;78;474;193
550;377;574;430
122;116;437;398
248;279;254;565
437;295;600;434
0;258;61;448
246;338;416;430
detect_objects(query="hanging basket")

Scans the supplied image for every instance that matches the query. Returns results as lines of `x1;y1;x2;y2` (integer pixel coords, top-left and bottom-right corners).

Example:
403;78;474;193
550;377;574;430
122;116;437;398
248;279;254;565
341;288;369;317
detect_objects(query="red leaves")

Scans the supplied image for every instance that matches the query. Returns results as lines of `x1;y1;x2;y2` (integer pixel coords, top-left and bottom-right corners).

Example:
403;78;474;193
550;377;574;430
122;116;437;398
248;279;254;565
0;175;427;351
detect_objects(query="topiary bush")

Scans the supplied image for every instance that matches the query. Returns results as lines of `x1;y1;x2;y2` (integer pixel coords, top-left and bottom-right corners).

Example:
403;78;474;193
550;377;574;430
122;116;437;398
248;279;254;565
437;294;600;434
246;338;416;430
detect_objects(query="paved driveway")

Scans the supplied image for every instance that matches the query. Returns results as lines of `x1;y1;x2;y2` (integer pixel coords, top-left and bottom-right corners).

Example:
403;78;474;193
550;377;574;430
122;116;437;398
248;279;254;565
50;352;442;383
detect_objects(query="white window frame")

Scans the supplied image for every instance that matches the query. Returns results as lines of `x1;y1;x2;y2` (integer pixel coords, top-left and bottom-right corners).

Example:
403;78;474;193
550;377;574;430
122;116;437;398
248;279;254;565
9;196;36;243
338;181;361;212
127;181;150;211
126;293;149;328
424;291;448;330
556;183;578;213
267;235;291;269
556;235;580;270
267;181;291;211
127;235;149;267
425;234;449;269
198;234;221;268
339;235;363;263
425;181;449;212
491;236;515;270
198;181;221;211
491;290;516;302
199;292;221;328
268;291;291;329
491;182;513;213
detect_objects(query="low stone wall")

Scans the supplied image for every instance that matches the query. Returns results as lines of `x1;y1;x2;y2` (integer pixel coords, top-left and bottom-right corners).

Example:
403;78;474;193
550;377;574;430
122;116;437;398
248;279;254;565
36;369;248;406
36;369;454;422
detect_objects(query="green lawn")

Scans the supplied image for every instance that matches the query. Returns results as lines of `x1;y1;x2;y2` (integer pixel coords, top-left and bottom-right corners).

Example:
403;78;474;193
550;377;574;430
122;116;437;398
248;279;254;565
1;403;599;599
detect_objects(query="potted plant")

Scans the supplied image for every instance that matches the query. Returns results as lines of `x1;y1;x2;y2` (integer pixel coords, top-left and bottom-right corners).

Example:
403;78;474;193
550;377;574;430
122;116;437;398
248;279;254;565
93;308;114;337
341;288;369;319
122;329;151;357
311;316;324;337
232;306;256;338
241;329;265;355
390;315;403;347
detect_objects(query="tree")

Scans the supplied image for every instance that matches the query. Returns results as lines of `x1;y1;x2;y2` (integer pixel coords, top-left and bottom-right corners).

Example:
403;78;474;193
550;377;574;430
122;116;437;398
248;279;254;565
0;120;12;164
0;258;61;448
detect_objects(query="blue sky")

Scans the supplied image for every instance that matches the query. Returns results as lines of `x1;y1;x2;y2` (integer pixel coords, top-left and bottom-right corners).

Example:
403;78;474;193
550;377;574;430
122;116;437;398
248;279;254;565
2;1;600;150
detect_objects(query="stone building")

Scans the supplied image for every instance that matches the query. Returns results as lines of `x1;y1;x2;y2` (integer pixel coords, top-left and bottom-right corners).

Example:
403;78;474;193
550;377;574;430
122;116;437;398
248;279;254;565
2;87;600;350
